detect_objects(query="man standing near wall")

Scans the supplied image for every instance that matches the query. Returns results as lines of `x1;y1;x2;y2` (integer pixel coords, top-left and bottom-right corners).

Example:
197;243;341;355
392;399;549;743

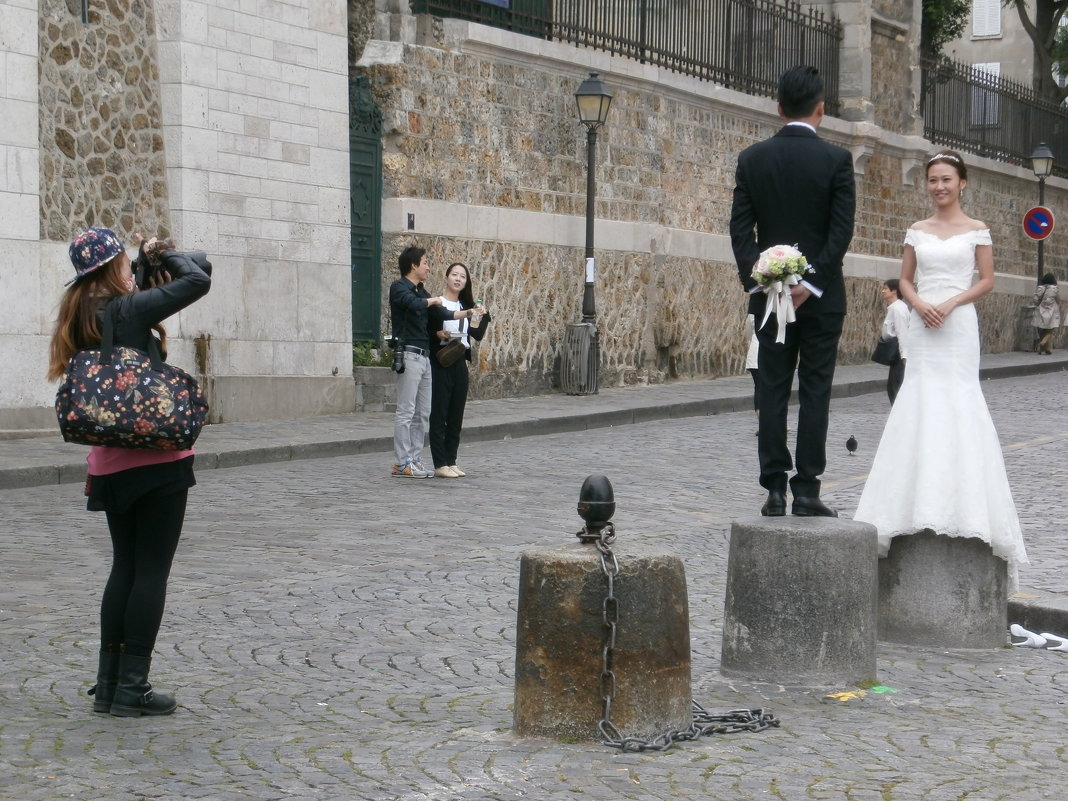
729;65;856;518
389;246;444;478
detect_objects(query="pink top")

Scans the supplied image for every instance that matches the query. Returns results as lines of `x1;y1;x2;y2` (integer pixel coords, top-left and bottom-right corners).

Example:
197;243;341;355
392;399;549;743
87;446;193;476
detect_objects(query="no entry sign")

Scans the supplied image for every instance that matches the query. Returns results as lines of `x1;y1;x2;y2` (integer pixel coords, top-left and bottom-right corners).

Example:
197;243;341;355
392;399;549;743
1024;206;1055;240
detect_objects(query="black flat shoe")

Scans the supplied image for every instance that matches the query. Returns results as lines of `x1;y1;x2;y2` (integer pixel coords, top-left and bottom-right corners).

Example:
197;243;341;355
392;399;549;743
792;496;838;517
761;489;787;517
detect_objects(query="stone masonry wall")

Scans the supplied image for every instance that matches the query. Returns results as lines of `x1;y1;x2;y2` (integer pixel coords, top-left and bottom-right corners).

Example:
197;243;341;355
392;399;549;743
39;0;171;242
366;29;1064;399
872;18;917;136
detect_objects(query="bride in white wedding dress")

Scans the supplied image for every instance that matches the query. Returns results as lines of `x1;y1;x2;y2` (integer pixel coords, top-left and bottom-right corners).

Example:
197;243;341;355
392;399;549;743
853;151;1028;581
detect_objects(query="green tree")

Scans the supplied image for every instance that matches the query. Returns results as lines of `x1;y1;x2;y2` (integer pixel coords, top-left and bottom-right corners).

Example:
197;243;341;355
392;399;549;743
922;0;971;57
1009;0;1068;103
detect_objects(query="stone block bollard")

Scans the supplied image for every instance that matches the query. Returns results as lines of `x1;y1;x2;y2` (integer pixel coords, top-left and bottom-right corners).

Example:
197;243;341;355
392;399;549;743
513;543;691;741
878;530;1007;648
721;516;879;686
513;476;692;742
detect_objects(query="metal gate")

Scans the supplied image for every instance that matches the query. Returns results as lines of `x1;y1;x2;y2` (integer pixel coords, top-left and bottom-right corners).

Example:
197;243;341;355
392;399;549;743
349;74;383;343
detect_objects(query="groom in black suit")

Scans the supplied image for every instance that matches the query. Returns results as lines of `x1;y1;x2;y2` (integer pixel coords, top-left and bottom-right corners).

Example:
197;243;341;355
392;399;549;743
729;65;856;517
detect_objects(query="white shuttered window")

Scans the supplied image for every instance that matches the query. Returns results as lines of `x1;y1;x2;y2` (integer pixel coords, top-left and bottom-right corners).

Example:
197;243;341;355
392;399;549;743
972;0;1001;38
970;62;1000;126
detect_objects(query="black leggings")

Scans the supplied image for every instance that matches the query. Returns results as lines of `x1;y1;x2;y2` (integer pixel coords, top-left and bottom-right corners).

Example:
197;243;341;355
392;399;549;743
100;487;188;656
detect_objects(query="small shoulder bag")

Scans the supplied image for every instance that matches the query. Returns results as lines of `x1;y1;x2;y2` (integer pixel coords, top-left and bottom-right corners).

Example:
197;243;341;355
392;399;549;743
871;335;900;366
435;315;468;368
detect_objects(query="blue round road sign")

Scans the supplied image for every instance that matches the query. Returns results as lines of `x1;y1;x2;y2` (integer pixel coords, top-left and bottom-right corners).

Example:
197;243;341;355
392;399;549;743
1024;206;1054;240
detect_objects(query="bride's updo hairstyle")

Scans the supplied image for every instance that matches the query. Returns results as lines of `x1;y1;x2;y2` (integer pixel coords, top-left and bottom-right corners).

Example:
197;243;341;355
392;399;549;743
926;150;967;180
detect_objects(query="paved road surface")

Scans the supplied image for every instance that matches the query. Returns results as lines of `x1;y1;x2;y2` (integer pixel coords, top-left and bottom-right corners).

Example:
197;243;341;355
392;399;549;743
1;370;1066;800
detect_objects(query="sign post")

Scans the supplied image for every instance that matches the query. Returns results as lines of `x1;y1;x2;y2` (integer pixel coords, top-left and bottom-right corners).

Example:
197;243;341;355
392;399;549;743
1024;205;1054;286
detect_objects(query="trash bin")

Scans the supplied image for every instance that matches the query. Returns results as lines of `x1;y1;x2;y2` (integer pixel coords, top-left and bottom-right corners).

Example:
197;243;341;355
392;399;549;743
560;322;599;395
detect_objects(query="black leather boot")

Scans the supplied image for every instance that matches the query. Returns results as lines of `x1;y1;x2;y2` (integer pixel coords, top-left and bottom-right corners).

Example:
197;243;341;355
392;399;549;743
87;648;121;713
110;653;177;717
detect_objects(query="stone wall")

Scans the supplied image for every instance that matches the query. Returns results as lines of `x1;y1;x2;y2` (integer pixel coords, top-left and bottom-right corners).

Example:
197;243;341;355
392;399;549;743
871;15;917;136
39;0;171;241
362;18;1063;400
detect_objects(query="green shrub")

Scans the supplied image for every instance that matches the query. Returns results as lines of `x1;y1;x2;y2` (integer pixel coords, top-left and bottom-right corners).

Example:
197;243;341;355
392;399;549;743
352;340;392;369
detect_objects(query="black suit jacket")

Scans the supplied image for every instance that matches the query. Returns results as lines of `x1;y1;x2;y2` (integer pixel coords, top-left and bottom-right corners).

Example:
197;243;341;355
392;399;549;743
730;125;856;317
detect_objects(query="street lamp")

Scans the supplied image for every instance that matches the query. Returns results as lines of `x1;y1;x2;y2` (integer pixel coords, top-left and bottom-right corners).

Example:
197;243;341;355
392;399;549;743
1030;142;1055;284
575;72;613;324
561;73;613;395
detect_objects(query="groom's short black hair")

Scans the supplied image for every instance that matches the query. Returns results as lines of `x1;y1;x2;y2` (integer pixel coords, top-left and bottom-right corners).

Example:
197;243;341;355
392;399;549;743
778;66;823;119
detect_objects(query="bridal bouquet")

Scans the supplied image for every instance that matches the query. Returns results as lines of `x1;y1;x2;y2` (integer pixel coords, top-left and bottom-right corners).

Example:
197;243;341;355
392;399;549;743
752;244;812;344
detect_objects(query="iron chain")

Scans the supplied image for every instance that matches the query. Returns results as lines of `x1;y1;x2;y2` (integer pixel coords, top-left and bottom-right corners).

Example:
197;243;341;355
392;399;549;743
577;521;781;753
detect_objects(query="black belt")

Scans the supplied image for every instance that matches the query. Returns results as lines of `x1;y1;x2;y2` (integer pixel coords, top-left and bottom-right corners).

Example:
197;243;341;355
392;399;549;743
402;345;428;357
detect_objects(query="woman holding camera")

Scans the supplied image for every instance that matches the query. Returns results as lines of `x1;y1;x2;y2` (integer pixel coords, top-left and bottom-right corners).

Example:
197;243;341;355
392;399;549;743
427;262;490;478
47;227;211;717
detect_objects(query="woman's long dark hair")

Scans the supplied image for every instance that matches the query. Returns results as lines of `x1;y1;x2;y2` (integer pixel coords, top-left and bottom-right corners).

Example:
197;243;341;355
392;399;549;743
1040;272;1057;286
446;262;476;308
47;255;166;381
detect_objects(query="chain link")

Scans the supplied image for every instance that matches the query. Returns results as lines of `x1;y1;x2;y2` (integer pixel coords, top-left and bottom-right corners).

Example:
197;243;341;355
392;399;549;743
576;522;781;753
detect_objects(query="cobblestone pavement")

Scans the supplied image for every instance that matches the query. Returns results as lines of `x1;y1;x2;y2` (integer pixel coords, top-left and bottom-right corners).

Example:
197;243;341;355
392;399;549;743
2;371;1067;801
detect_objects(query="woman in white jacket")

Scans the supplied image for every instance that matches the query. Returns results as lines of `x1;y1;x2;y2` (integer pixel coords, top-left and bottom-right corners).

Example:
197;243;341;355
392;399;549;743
879;278;910;404
1032;272;1061;355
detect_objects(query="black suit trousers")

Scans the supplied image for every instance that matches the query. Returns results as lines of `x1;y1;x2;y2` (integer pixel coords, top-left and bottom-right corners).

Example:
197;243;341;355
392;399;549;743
755;309;843;496
429;359;469;468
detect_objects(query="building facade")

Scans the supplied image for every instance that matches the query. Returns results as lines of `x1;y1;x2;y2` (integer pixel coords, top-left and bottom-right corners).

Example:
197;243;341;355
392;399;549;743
2;0;355;433
0;0;1058;434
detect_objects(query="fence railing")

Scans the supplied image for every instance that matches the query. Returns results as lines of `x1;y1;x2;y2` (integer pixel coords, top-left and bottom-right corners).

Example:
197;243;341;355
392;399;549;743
922;57;1068;179
410;0;841;115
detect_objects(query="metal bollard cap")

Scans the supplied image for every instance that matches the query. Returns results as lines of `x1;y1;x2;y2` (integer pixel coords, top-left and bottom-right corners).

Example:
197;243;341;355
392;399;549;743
577;474;615;538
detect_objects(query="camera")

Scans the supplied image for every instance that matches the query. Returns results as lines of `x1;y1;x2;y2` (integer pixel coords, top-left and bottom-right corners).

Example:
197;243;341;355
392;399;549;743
133;238;213;290
390;338;405;374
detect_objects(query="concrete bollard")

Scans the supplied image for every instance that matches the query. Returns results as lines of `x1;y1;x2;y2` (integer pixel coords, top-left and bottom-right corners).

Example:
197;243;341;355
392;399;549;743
721;516;879;686
878;530;1008;648
512;542;692;741
513;475;691;742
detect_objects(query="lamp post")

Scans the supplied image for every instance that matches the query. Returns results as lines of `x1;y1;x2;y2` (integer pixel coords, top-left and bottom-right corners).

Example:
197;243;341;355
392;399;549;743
1030;142;1055;284
575;72;613;323
561;72;613;395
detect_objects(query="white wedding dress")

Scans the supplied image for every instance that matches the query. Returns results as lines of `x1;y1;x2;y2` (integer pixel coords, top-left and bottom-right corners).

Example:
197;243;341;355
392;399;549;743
853;228;1028;578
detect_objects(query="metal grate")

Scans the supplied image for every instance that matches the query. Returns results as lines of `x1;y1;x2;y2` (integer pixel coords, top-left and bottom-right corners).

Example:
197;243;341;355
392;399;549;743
922;56;1068;180
410;0;842;115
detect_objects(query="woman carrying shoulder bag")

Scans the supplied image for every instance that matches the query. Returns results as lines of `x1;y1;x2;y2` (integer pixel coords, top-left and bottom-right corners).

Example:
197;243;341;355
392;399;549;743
47;227;211;717
427;262;491;478
1032;272;1061;355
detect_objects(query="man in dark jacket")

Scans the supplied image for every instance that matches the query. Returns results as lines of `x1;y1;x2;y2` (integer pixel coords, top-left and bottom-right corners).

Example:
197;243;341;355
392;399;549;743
729;65;856;518
388;246;445;477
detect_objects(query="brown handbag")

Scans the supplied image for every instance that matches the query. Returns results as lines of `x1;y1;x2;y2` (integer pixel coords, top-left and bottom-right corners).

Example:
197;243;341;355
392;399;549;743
435;338;466;367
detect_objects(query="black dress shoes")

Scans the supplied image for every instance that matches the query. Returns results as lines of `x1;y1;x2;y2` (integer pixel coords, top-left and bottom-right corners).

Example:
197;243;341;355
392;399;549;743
792;496;838;517
761;489;787;517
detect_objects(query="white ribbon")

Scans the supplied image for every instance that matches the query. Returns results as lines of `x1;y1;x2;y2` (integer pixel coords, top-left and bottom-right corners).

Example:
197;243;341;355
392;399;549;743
757;274;800;344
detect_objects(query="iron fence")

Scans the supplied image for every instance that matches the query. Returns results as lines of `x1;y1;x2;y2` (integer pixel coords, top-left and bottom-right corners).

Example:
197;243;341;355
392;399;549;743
922;57;1068;179
410;0;841;114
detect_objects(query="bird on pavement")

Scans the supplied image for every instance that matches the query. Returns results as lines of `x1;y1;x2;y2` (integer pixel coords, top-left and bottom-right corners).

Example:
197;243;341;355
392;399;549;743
846;435;858;455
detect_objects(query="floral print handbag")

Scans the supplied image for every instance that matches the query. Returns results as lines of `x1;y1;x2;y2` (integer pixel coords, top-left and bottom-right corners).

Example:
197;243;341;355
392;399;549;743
55;305;208;450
